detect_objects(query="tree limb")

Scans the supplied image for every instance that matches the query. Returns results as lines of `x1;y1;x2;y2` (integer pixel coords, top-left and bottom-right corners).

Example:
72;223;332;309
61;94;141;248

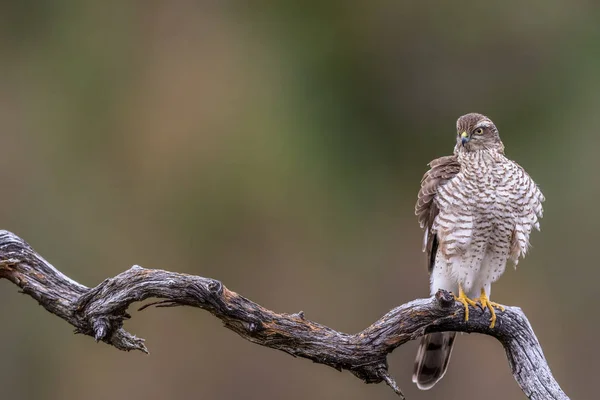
0;230;567;399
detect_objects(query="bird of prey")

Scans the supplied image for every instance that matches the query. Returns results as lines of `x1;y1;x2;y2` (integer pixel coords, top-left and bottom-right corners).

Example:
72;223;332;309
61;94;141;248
412;113;545;390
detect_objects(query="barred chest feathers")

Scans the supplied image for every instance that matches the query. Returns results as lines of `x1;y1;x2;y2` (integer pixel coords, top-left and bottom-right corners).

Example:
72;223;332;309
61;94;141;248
431;149;543;294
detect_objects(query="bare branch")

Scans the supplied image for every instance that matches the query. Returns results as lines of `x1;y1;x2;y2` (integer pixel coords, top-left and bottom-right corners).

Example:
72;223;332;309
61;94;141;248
0;230;568;399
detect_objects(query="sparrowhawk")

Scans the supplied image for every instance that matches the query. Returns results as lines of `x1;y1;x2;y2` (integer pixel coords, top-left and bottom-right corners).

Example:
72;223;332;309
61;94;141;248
412;113;545;390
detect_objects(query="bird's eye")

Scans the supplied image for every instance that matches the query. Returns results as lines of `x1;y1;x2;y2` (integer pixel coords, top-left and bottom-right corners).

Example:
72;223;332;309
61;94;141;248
474;128;483;135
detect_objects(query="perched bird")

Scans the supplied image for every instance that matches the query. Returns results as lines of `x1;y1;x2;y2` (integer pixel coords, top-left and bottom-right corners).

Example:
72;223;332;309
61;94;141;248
411;113;545;390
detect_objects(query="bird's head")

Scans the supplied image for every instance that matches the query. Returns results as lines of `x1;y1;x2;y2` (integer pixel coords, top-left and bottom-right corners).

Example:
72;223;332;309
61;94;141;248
455;113;504;153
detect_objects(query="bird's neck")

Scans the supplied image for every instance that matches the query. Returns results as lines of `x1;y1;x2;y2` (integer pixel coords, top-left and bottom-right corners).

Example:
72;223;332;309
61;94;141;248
455;147;503;165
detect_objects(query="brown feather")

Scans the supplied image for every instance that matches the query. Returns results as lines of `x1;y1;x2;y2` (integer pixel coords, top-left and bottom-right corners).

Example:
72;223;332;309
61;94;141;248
412;332;456;390
415;155;461;273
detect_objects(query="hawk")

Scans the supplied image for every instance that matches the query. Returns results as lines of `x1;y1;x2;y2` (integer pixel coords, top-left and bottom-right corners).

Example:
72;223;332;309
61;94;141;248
412;113;545;390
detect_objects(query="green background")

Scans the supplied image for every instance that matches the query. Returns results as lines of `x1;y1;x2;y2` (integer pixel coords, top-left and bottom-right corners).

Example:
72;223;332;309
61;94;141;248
0;2;594;399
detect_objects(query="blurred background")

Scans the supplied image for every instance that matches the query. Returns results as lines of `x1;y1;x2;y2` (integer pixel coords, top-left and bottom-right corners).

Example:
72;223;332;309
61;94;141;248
0;1;595;399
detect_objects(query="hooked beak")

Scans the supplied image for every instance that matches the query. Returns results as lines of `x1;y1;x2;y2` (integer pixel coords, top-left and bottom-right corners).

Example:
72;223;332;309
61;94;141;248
460;131;470;146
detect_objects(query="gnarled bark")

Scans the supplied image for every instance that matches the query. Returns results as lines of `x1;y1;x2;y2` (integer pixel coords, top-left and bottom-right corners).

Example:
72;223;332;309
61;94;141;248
0;230;567;399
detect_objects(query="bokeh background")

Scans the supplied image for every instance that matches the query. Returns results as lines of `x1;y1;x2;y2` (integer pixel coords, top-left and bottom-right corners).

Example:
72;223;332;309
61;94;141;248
0;1;596;399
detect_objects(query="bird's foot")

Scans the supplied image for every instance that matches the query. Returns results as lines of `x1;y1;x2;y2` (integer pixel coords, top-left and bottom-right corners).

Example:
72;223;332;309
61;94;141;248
477;290;505;328
454;285;478;321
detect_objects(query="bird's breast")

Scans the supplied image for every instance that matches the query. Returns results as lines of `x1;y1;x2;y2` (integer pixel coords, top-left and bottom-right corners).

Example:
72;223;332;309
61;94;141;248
445;155;520;241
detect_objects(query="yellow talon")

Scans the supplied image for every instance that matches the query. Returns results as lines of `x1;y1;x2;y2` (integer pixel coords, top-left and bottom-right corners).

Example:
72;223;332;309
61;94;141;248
454;284;478;321
477;288;505;328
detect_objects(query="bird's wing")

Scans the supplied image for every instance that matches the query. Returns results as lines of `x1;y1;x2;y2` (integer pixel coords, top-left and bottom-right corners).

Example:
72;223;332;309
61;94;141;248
508;161;545;264
415;155;461;274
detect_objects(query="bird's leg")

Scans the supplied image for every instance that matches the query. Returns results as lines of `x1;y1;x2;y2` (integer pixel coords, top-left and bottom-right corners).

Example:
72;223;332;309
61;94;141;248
477;288;505;328
454;283;478;321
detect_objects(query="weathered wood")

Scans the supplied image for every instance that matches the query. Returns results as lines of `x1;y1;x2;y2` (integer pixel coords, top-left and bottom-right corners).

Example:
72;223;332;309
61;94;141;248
0;230;567;399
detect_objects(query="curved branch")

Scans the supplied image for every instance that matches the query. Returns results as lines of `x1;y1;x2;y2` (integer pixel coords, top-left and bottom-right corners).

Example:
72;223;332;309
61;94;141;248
0;230;567;399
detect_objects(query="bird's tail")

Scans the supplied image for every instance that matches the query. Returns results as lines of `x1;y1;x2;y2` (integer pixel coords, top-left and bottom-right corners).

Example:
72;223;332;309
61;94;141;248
412;332;456;390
